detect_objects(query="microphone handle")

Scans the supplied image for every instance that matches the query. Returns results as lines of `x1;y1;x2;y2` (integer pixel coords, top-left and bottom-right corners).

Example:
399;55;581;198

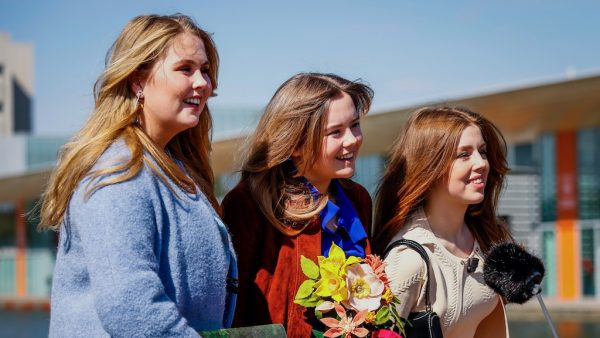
536;293;559;338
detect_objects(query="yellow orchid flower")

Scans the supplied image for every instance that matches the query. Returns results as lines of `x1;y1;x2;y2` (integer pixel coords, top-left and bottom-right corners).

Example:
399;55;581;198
318;242;362;278
314;264;348;302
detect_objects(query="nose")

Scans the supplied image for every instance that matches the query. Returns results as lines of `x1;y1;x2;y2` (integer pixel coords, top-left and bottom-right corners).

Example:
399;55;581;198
342;128;361;148
192;70;210;90
472;151;487;171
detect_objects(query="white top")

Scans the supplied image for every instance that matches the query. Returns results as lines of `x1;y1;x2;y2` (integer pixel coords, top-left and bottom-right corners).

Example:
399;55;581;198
384;207;509;338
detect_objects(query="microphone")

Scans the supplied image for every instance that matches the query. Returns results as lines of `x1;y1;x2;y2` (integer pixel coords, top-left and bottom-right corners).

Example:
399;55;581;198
466;257;479;273
483;242;544;304
483;242;558;338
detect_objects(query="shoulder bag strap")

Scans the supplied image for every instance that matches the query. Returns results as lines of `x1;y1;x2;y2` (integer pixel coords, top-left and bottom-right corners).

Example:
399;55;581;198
383;238;433;311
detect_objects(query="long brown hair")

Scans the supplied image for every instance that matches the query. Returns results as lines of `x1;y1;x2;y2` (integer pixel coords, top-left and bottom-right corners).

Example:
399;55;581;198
373;106;512;254
241;73;373;236
40;14;220;230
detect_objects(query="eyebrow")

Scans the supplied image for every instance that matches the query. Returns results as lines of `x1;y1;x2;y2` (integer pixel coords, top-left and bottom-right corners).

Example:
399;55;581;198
173;58;209;67
326;116;360;131
457;143;487;151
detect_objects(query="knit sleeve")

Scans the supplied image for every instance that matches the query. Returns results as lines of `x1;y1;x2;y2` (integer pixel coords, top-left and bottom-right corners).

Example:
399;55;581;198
384;246;426;318
70;175;199;337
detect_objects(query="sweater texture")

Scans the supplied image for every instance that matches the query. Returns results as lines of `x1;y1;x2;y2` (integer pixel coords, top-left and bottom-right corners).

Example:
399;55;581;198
49;141;237;338
384;207;509;338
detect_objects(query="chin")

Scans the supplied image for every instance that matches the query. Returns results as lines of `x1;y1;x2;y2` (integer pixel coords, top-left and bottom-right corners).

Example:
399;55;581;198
468;195;485;205
335;168;355;179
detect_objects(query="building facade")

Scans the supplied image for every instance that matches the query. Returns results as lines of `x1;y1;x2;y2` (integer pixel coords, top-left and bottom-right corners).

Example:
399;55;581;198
0;65;599;306
0;33;33;137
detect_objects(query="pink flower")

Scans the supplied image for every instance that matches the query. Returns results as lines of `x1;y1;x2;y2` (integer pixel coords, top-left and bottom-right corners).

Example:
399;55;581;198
345;263;385;312
364;254;389;287
320;303;369;338
371;329;403;338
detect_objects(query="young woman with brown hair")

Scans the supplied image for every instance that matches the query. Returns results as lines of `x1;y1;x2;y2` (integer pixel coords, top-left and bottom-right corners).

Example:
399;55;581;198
222;72;374;336
374;106;512;338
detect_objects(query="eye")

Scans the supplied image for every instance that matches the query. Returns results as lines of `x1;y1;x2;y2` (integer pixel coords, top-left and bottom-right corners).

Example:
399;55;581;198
201;66;210;74
479;149;488;159
351;121;361;129
326;129;341;136
457;152;470;159
178;65;192;74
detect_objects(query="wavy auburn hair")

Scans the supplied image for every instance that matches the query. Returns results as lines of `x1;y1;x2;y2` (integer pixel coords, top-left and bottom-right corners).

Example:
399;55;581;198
40;14;220;230
373;106;512;254
241;73;373;236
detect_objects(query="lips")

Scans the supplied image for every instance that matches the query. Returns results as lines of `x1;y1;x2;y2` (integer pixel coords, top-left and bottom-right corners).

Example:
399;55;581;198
183;97;201;106
469;177;484;184
336;152;354;161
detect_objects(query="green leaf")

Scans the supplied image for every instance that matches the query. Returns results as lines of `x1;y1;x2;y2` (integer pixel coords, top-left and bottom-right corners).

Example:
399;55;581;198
314;307;324;320
390;304;402;323
312;329;325;338
375;306;391;325
301;255;320;279
294;297;315;307
294;279;315;300
389;305;408;335
302;291;321;307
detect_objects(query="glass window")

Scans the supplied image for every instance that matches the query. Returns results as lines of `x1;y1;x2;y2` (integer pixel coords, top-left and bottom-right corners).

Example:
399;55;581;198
0;202;16;247
542;229;557;296
514;143;534;167
540;134;556;222
352;154;385;197
581;228;596;296
577;128;600;220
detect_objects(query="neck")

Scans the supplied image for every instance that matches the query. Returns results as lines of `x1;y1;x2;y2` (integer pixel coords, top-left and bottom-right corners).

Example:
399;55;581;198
307;178;331;196
423;195;468;242
139;117;172;149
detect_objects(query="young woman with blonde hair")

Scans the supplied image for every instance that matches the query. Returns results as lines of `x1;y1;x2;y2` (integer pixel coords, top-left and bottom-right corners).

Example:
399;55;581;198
40;14;236;336
222;73;374;336
374;106;513;338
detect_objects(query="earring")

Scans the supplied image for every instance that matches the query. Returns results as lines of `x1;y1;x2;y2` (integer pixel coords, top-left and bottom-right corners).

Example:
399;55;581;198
135;90;144;108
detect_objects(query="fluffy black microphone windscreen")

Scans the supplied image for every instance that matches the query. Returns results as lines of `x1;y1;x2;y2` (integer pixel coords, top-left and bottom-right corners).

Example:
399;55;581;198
483;242;545;304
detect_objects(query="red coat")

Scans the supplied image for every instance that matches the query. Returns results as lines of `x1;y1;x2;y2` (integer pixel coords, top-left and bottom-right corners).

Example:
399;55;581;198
222;179;372;337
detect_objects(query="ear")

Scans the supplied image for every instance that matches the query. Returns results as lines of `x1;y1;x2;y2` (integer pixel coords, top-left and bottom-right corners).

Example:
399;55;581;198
129;73;146;96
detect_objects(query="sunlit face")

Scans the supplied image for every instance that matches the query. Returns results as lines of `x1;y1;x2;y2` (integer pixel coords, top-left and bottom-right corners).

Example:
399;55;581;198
430;125;489;207
296;92;363;193
138;32;212;147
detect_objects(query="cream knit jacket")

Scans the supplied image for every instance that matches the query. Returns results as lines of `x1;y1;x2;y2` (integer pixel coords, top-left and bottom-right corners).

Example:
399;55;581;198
384;207;509;338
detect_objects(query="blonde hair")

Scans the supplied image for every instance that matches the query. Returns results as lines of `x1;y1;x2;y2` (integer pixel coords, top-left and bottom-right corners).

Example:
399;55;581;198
241;73;373;236
373;106;512;254
39;14;220;230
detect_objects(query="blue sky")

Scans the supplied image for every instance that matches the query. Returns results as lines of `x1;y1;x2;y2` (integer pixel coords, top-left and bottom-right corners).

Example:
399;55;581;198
1;0;599;135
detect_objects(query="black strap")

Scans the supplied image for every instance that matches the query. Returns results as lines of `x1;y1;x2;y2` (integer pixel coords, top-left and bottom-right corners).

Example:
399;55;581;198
383;239;433;311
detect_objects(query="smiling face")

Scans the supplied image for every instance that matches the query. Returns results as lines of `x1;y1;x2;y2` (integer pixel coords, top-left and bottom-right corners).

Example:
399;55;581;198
296;92;363;193
430;124;490;208
137;32;212;147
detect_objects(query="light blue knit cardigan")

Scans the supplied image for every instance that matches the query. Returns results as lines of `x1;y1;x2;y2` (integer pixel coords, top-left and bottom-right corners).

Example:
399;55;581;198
49;141;237;337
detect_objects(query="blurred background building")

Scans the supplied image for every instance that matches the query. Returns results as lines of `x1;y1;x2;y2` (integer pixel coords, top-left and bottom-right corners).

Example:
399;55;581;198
0;33;599;313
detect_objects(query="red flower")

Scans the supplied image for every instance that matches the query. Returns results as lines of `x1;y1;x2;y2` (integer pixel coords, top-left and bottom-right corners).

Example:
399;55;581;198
371;329;402;338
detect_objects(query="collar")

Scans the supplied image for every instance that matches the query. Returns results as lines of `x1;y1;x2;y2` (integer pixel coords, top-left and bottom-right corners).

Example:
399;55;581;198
318;180;368;257
392;206;438;246
394;206;483;258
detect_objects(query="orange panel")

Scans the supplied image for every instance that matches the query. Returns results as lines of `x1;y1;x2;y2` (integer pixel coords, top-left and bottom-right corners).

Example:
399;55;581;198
556;220;580;299
15;198;27;297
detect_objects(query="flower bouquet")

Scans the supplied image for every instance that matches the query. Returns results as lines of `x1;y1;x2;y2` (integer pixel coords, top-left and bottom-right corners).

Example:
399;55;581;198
294;243;405;338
